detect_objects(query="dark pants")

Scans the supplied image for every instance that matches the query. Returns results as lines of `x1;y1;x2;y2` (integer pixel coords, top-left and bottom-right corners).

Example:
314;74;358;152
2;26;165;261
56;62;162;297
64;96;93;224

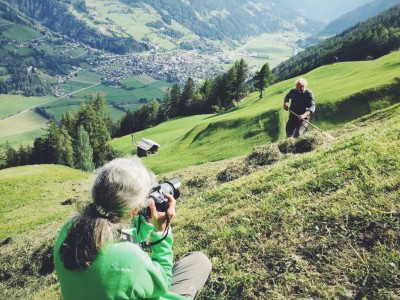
286;115;309;138
169;251;212;299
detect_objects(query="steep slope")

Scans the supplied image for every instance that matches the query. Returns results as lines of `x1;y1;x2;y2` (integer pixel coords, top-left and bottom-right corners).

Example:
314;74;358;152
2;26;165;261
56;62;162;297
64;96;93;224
110;51;400;173
1;102;399;299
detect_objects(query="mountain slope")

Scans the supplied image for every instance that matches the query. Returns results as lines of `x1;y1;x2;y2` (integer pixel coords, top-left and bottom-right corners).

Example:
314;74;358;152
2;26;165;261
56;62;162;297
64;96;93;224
3;0;323;53
110;51;400;174
273;4;400;82
1;102;399;299
2;0;148;54
319;0;400;36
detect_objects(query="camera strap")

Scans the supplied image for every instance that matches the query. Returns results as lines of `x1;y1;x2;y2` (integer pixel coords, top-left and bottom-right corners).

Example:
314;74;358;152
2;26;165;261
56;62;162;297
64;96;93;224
137;214;170;248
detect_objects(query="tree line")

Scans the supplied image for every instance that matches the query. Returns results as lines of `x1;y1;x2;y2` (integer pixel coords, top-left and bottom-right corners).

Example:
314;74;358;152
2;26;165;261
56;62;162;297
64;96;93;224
115;59;272;137
0;60;274;171
0;94;123;171
273;4;400;82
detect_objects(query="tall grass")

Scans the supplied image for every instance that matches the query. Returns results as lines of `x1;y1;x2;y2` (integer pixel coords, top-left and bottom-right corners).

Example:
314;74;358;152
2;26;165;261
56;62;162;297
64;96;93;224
1;104;399;299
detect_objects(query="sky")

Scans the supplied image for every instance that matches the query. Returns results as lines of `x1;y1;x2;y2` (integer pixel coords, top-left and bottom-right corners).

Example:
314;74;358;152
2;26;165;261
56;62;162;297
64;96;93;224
286;0;374;22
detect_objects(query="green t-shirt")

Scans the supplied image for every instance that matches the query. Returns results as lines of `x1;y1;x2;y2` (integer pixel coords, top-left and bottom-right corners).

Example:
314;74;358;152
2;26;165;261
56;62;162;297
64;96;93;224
54;216;187;300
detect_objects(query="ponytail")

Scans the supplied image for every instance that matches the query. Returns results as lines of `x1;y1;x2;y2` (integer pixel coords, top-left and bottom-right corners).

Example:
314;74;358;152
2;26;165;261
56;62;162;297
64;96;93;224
59;204;118;270
59;157;153;270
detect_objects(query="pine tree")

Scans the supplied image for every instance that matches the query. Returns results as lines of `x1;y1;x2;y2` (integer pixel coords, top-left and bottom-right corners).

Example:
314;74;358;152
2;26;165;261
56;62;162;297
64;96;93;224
4;142;18;167
44;119;62;164
74;94;112;167
180;77;195;115
74;125;94;172
253;63;274;99
58;126;75;167
169;83;181;118
234;59;249;104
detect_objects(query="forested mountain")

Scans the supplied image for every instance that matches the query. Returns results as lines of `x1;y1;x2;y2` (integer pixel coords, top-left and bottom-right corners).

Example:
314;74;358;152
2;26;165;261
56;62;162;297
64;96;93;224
284;0;372;22
2;0;149;54
0;2;70;95
319;0;400;36
273;4;400;82
3;0;323;54
136;0;323;40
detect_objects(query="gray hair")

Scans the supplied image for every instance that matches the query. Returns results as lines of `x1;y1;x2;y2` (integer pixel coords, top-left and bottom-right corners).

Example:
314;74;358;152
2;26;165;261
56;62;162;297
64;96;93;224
60;157;155;270
295;77;308;87
92;157;154;218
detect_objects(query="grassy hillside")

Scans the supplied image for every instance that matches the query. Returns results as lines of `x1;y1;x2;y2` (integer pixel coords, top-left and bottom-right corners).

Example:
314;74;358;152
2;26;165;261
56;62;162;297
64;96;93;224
1;102;399;299
111;51;400;174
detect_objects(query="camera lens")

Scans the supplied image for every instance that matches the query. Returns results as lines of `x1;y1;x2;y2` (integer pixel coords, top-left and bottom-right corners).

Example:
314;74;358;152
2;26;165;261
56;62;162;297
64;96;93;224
159;178;181;199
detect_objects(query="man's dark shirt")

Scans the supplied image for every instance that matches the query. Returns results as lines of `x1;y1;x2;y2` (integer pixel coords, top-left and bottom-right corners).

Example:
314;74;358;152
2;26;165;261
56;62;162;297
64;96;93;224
284;88;316;116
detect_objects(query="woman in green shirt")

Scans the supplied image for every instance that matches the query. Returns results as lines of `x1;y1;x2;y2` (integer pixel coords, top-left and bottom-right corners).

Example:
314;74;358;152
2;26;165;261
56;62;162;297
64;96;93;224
54;157;211;300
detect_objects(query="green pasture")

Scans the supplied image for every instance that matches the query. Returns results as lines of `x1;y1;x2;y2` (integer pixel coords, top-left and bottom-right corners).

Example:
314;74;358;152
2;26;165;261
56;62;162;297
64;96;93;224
0;164;90;241
66;81;168;103
0;72;171;145
69;47;89;58
44;104;125;122
16;47;34;56
90;0;157;40
0;128;45;147
111;51;400;173
0;74;10;81
1;103;400;299
1;23;42;42
0;110;48;146
0;95;55;119
63;80;92;89
228;33;297;70
37;44;56;55
135;74;159;85
73;70;102;84
87;0;190;50
122;76;155;89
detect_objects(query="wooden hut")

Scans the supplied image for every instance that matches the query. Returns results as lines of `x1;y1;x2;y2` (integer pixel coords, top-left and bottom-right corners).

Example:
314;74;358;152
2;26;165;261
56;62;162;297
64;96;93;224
136;138;160;157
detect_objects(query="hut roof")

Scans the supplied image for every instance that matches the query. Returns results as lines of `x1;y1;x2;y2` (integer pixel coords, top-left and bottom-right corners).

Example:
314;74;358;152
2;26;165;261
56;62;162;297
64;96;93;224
136;138;160;151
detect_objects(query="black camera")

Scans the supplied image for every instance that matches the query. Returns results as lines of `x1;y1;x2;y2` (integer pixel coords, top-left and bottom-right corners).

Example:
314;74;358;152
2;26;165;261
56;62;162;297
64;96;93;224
142;178;181;217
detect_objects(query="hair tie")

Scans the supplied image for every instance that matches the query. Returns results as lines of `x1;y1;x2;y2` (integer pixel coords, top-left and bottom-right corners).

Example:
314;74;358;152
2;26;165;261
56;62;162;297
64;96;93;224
89;203;119;223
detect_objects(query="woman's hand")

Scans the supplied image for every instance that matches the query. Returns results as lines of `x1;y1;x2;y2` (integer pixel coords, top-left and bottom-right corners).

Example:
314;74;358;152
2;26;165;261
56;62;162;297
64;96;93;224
148;193;176;232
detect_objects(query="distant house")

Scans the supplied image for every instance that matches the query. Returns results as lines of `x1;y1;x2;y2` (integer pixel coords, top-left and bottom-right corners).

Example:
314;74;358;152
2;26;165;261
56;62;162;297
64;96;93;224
136;138;160;157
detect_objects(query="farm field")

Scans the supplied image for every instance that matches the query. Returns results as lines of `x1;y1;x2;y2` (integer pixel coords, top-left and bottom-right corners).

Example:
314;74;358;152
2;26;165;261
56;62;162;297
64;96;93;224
0;111;47;146
225;33;300;71
0;70;172;146
0;95;55;119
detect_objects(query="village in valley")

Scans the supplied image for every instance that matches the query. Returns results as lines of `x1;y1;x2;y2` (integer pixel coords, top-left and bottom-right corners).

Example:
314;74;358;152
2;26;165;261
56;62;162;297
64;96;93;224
89;49;228;86
10;30;230;95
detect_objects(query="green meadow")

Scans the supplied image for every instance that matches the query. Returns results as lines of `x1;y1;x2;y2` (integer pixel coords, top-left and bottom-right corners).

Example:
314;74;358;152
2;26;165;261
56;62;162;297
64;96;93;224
1;23;42;42
0;111;48;146
1;100;399;300
111;51;400;174
229;33;296;70
0;95;55;119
